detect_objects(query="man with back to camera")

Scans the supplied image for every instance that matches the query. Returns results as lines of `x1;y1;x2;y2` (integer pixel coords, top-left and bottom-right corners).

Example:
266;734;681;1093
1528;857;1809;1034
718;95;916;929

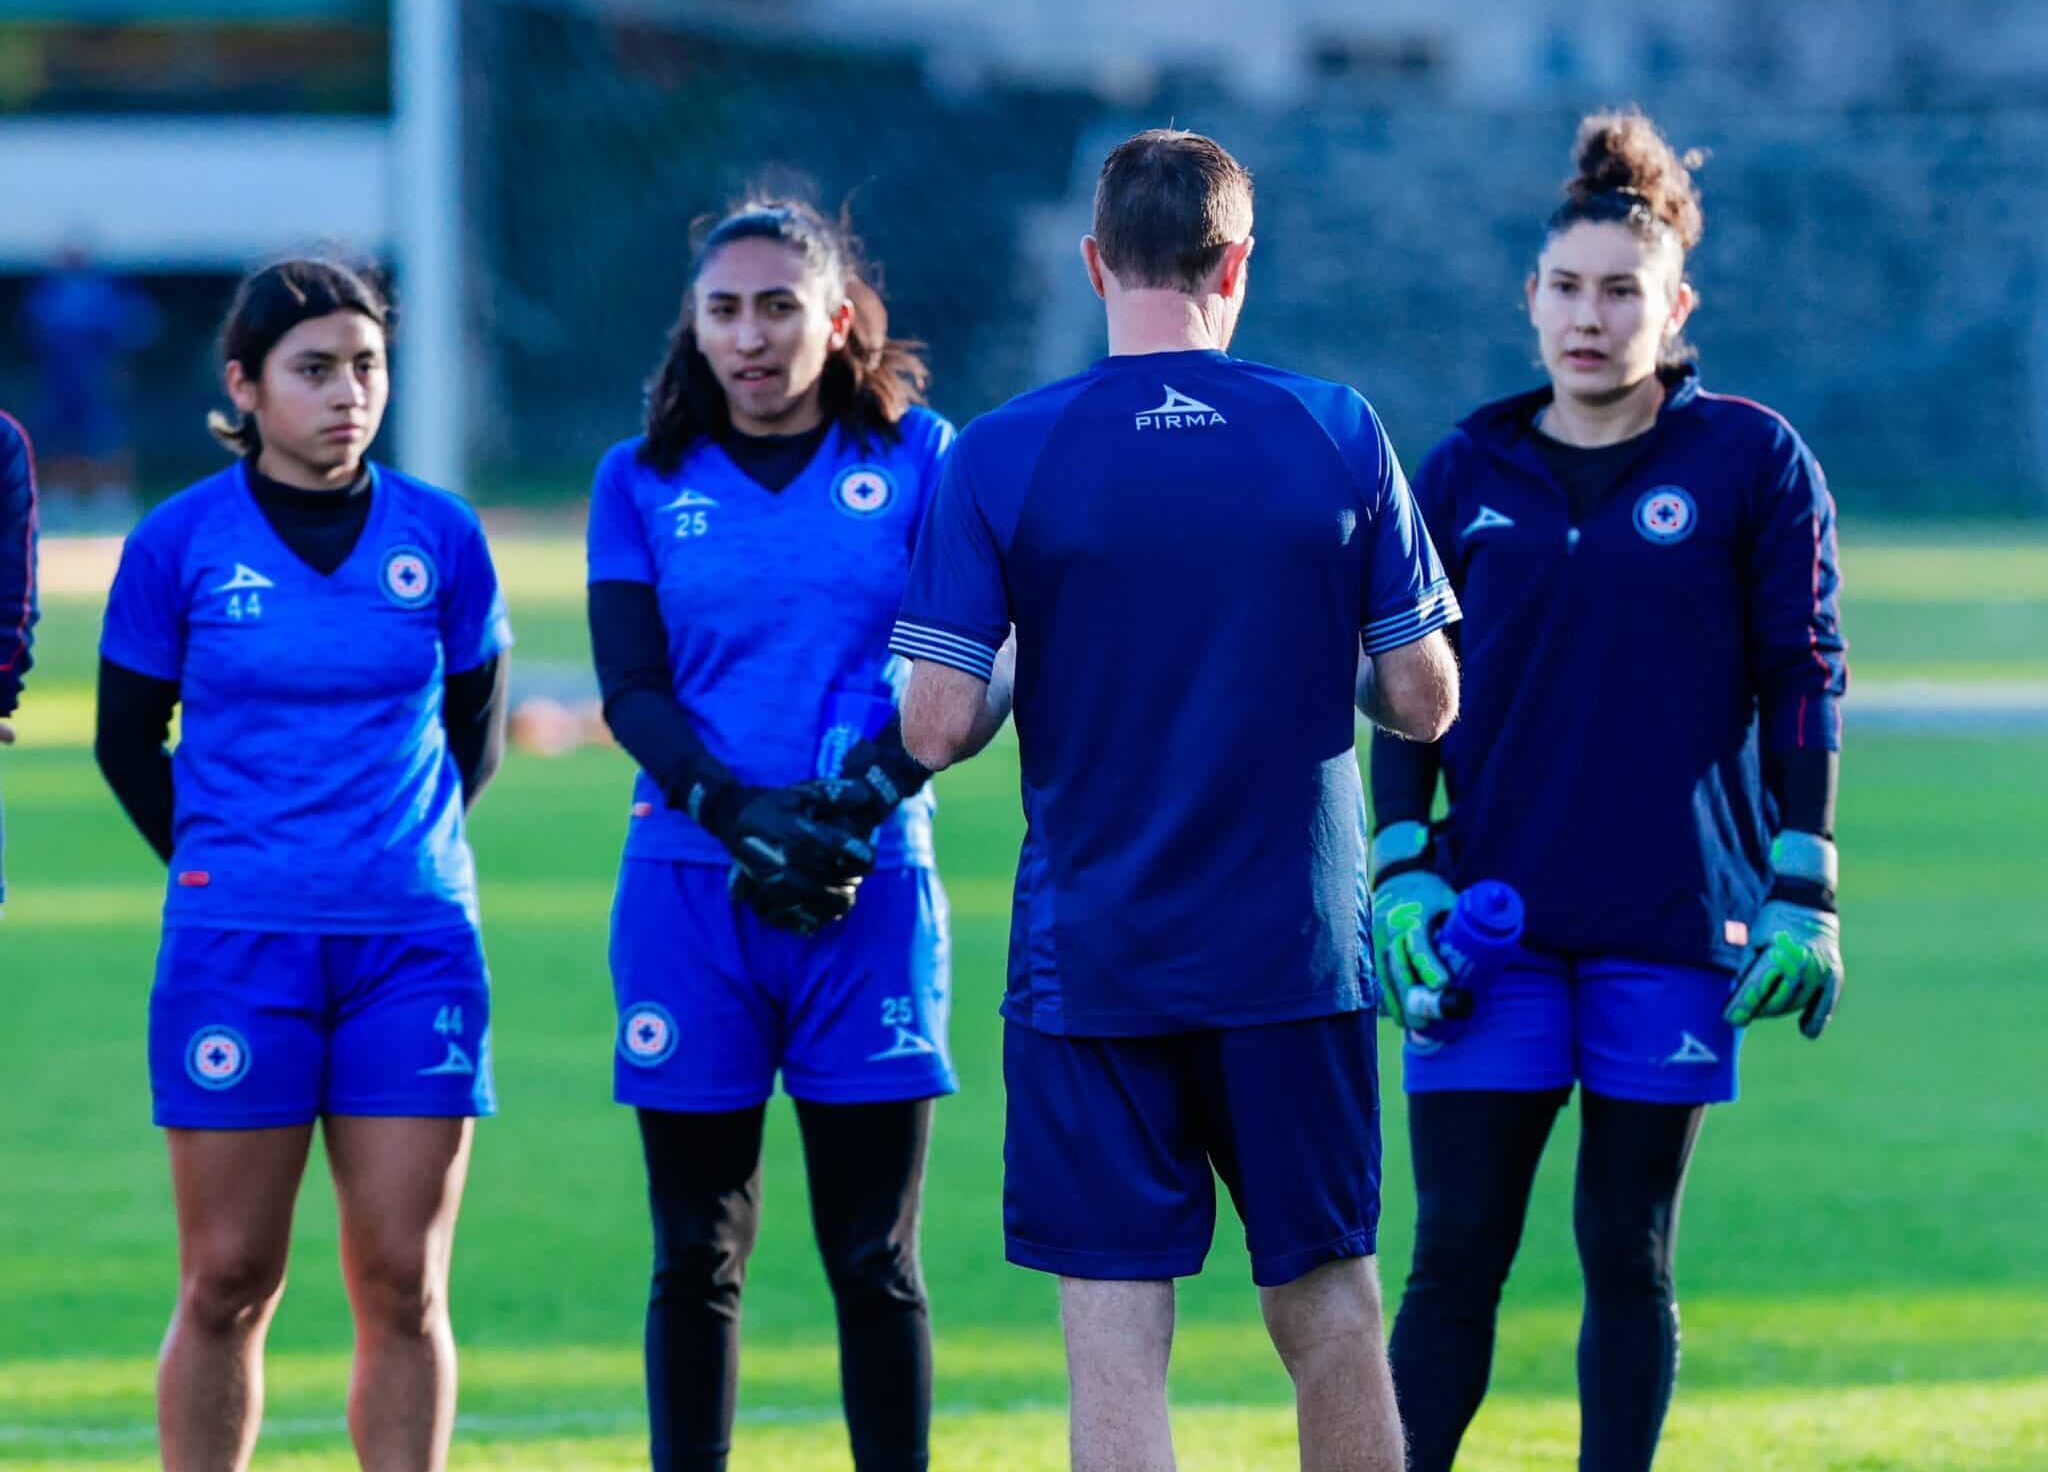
892;129;1460;1472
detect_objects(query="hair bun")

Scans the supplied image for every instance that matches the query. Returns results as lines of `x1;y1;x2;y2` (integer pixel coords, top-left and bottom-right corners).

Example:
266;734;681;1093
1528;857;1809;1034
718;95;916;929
1563;108;1704;251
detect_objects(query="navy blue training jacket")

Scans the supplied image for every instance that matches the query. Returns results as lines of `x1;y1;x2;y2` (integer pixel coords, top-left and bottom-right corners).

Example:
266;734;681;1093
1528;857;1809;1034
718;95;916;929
1413;366;1846;972
0;413;37;716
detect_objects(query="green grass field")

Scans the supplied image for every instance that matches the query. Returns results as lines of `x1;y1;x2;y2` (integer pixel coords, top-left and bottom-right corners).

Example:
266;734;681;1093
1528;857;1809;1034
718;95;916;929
3;526;2045;1470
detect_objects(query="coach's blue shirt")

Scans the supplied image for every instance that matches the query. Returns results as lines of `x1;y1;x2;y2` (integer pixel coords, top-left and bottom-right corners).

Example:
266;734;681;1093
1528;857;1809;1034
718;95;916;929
101;462;511;932
893;350;1457;1036
1416;366;1847;970
586;409;953;869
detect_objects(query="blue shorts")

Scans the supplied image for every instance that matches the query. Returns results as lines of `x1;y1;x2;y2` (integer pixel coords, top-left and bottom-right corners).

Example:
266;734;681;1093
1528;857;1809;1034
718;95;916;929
1402;947;1739;1104
149;926;496;1129
610;860;955;1110
1003;1010;1380;1288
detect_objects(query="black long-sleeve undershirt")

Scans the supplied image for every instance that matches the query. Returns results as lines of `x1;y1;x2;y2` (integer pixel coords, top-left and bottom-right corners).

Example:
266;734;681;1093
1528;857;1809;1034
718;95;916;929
588;579;720;804
95;659;178;862
444;656;509;802
245;458;374;575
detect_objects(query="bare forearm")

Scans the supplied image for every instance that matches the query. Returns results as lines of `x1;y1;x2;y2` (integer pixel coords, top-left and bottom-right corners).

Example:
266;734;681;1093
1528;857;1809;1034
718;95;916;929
1359;631;1459;742
903;636;1015;771
956;637;1016;760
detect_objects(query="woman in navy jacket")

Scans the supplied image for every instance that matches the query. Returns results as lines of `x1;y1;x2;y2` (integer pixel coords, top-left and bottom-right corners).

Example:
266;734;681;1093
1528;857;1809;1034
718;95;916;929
0;411;38;915
1370;111;1847;1472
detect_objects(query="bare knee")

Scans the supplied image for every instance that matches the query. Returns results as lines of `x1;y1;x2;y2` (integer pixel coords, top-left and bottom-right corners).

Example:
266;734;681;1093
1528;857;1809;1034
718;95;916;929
179;1250;288;1338
1262;1259;1384;1376
348;1246;445;1339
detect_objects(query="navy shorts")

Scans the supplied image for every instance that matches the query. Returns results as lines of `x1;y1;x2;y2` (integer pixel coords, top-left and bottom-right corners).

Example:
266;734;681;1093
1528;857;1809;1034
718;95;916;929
610;859;955;1111
149;926;495;1128
1402;946;1740;1104
1003;1010;1380;1288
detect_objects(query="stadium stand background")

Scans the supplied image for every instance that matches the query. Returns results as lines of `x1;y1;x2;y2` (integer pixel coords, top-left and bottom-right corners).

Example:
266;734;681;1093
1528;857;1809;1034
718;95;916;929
4;0;2047;510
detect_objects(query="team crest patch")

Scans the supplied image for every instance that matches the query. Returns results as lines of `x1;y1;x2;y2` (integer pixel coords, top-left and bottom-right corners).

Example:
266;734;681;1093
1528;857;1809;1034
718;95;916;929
380;546;438;607
1633;487;1697;545
831;465;896;519
186;1026;251;1091
619;1003;679;1068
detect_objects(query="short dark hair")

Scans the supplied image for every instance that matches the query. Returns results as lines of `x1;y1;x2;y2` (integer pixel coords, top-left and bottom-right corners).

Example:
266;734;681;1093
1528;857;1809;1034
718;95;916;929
207;258;392;456
1092;129;1254;292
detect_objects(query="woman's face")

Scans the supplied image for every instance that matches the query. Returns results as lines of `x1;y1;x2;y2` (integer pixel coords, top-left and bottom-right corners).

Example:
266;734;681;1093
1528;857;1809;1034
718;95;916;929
692;237;852;436
228;309;388;485
1526;221;1694;405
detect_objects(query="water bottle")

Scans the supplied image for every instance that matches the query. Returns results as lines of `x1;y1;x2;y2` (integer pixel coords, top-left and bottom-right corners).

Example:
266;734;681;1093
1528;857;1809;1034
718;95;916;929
1404;880;1525;1051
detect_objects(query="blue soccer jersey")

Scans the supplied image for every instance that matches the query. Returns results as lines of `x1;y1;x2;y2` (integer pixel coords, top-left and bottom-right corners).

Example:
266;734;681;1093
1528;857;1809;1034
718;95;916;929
100;462;511;931
893;350;1457;1036
585;409;954;869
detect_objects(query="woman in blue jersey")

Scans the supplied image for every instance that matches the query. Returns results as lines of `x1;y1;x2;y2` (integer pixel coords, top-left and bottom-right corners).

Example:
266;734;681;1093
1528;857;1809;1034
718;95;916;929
1370;112;1848;1472
95;259;511;1472
587;199;958;1472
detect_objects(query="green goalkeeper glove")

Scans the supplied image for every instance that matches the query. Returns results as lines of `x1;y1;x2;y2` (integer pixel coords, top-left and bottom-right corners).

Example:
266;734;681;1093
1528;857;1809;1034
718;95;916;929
1724;831;1843;1040
1370;821;1457;1028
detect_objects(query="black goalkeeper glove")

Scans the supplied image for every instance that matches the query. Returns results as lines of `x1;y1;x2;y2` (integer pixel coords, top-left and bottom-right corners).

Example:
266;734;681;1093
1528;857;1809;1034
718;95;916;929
669;757;876;935
728;862;862;938
800;733;934;833
695;783;874;883
713;788;875;938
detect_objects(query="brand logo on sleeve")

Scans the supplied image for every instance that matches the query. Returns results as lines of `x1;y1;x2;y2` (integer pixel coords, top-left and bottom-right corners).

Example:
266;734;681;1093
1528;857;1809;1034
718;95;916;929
380;545;438;607
186;1026;251;1090
1135;386;1226;431
619;1003;679;1067
1461;506;1516;538
1633;487;1698;545
832;465;896;518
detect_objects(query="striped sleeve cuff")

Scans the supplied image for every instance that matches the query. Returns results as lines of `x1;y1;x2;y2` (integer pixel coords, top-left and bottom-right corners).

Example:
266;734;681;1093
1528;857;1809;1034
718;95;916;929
1361;582;1461;656
889;619;1001;682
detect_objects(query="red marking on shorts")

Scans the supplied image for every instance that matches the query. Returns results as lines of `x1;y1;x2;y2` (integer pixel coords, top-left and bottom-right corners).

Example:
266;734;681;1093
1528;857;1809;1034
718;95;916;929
631;802;654;818
1724;919;1749;947
177;871;212;888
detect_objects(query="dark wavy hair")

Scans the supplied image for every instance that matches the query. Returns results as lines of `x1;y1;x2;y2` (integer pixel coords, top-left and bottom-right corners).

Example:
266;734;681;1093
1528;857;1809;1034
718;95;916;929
207;257;393;456
640;199;930;473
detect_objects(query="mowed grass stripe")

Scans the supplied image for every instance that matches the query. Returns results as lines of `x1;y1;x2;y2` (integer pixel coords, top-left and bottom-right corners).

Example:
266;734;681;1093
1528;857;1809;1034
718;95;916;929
2;1382;2044;1470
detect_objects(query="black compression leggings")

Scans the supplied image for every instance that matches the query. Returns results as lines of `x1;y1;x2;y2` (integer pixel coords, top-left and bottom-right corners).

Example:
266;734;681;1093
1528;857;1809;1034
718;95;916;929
1389;1089;1705;1472
637;1099;935;1472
